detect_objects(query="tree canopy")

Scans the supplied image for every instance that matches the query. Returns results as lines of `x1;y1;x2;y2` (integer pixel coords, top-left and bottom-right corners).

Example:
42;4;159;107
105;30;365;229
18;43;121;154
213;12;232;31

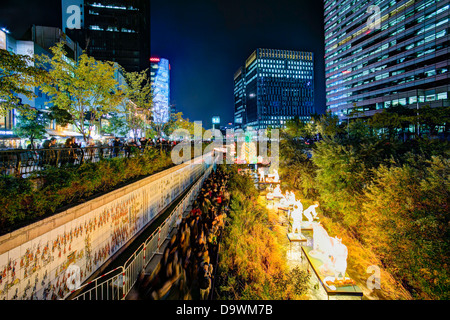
37;42;124;142
0;49;46;118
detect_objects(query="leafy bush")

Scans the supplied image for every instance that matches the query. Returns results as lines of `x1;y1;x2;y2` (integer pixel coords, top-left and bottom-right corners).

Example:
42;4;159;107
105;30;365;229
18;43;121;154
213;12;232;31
0;149;173;234
279;114;450;299
362;155;450;299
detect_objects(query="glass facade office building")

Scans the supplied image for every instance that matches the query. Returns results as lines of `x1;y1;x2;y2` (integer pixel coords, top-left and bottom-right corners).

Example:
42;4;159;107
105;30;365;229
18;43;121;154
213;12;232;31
324;0;450;119
150;57;170;124
234;48;315;130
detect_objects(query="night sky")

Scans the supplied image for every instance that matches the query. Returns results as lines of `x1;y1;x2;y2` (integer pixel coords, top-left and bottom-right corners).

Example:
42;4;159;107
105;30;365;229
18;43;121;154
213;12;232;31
0;0;325;128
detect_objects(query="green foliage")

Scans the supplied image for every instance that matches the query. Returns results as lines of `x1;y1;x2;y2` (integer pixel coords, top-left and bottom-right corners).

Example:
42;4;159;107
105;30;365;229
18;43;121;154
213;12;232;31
165;112;196;137
279;117;318;199
279;110;450;299
216;170;310;300
419;105;450;137
362;155;450;299
0;149;173;234
101;112;129;137
37;42;124;142
13;110;49;148
0;176;33;226
316;112;347;138
47;105;72;127
120;69;153;139
0;49;46;118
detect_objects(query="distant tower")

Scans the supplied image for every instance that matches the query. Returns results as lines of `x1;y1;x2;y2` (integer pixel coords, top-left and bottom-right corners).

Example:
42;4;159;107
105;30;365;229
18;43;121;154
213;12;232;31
150;57;170;124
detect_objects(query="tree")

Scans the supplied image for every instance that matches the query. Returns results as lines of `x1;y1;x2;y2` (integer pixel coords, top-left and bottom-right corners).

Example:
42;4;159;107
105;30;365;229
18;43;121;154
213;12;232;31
150;107;170;140
124;100;149;141
0;49;46;118
370;105;414;141
419;105;450;137
13;110;49;149
47;105;72;127
37;42;124;142
100;112;128;137
122;69;152;141
316;111;347;139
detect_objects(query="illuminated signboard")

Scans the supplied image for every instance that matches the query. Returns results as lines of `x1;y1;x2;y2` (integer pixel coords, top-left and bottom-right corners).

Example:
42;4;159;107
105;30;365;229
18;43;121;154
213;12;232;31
212;116;220;124
150;57;160;63
0;30;5;50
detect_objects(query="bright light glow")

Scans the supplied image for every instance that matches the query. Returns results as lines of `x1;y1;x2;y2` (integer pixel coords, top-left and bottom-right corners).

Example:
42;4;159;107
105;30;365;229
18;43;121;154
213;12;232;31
151;58;170;124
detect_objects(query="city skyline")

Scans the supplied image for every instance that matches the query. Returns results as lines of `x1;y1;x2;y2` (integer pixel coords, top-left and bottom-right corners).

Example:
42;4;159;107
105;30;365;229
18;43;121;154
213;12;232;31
0;0;325;129
0;0;448;304
150;0;325;128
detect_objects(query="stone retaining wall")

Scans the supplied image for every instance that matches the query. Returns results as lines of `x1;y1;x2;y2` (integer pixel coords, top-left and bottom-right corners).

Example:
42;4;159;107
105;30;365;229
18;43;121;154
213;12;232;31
0;154;212;300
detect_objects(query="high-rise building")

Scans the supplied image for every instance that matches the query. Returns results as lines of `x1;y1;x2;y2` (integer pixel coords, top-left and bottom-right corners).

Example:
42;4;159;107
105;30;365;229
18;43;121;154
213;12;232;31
234;48;315;130
62;0;150;72
234;66;246;128
324;0;450;120
150;57;170;124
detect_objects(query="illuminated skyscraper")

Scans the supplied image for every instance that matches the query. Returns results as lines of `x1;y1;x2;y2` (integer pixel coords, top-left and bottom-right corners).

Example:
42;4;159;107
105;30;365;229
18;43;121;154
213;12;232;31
324;0;450;120
150;57;170;124
234;48;315;130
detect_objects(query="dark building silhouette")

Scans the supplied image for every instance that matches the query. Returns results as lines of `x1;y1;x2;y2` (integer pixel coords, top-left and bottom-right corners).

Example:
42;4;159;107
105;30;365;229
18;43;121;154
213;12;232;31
62;0;150;72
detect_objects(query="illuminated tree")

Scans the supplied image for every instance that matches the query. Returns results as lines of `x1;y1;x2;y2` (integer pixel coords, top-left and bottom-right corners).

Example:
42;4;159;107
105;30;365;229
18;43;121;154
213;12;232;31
37;42;124;142
13;110;49;149
164;112;195;137
122;69;152;140
0;49;46;118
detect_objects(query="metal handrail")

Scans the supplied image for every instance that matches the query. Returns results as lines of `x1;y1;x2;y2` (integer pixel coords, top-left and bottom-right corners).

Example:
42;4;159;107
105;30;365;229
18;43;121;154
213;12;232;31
0;142;207;178
0;146;167;178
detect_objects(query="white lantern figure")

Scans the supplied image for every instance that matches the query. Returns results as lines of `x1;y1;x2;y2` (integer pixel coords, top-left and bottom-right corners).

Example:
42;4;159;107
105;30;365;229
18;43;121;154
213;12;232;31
279;190;290;206
258;167;265;182
303;202;320;227
267;169;279;183
311;223;333;258
291;200;304;234
287;191;296;206
330;237;348;281
273;185;283;197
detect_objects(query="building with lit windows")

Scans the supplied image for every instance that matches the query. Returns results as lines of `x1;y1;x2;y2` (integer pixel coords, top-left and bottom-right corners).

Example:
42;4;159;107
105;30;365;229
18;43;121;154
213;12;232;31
62;0;150;72
234;48;315;130
324;0;450;120
150;57;170;124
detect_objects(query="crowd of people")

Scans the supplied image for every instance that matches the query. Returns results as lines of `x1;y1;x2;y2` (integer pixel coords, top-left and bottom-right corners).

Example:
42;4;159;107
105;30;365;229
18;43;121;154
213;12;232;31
136;167;230;300
8;136;179;168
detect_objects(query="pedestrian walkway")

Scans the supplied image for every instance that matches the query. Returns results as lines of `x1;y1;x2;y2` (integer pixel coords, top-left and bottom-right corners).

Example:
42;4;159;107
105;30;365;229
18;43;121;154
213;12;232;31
125;205;191;300
127;168;230;300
